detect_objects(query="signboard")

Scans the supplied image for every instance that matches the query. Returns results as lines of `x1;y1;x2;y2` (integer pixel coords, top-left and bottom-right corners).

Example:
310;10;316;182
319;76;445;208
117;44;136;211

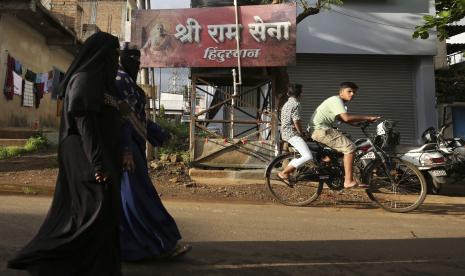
131;3;296;68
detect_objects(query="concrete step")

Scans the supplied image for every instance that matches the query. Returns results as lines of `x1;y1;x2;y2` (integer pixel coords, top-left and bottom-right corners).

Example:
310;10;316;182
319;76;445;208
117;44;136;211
0;128;40;139
189;168;265;185
0;128;59;146
0;139;28;147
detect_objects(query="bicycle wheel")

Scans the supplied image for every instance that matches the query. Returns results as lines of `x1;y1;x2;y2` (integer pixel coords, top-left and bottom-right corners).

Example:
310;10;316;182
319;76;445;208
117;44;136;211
364;158;427;213
265;152;323;206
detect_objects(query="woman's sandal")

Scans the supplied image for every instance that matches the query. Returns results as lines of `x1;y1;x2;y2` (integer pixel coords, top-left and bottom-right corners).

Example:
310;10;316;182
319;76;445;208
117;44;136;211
168;243;192;258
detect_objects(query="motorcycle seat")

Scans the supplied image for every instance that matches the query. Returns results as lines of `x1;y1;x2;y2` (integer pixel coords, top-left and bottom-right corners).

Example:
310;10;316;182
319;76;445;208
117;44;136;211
395;143;437;154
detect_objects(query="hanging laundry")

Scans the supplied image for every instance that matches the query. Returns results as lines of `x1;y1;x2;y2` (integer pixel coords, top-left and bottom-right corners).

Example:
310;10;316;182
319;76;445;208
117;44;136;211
34;82;45;108
13;71;23;96
44;71;53;93
51;68;64;100
14;59;23;75
3;54;15;100
35;73;42;84
25;69;37;83
22;80;34;107
41;72;48;84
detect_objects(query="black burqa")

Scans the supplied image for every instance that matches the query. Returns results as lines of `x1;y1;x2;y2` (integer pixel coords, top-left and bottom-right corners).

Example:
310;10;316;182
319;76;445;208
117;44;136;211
8;32;123;276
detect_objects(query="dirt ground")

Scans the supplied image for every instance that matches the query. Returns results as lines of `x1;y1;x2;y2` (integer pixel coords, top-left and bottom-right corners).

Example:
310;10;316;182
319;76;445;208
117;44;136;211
0;150;379;207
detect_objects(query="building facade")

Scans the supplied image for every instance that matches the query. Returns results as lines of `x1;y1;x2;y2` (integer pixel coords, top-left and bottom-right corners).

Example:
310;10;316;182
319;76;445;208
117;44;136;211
0;1;78;130
47;0;129;40
289;0;437;145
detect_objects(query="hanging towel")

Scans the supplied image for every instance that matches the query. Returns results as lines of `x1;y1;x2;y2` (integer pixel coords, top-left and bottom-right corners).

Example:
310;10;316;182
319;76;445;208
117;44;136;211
13;71;23;96
22;80;34;107
14;60;23;75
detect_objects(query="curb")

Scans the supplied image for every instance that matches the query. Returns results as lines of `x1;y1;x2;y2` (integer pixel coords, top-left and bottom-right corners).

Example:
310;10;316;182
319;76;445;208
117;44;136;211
189;168;265;185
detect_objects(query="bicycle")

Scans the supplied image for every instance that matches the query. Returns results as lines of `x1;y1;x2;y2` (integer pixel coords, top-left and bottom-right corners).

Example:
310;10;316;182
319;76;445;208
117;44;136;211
265;121;427;213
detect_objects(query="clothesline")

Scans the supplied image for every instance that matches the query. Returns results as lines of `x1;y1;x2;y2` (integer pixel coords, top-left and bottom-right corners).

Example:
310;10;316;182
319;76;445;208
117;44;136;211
2;51;64;108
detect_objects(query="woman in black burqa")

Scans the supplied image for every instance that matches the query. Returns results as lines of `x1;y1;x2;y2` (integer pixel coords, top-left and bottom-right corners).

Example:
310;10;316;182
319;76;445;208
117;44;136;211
7;32;122;276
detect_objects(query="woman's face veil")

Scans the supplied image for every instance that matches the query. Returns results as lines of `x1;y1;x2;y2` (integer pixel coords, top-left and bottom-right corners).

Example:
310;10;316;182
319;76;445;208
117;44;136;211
59;32;120;98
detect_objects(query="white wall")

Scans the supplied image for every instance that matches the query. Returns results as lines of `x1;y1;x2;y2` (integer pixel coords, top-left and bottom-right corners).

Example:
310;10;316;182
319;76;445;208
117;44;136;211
297;0;437;55
156;92;184;111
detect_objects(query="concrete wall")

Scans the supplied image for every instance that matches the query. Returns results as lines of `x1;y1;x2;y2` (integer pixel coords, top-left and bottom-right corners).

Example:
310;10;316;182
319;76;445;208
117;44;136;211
297;0;437;55
0;14;73;129
414;56;438;143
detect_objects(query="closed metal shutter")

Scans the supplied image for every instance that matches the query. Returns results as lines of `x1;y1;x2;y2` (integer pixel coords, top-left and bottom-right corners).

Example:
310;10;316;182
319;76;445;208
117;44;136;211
288;54;416;144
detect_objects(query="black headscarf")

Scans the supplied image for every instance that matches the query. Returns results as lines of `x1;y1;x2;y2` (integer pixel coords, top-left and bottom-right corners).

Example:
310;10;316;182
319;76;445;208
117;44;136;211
59;32;120;142
59;32;120;100
120;42;141;81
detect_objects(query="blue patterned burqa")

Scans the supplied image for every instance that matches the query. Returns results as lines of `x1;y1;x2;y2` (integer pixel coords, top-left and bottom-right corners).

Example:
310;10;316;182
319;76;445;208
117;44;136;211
115;69;181;261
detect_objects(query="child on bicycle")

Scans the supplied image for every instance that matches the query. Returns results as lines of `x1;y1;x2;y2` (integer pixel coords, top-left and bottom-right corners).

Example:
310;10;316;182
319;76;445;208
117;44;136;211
278;84;314;184
308;82;379;189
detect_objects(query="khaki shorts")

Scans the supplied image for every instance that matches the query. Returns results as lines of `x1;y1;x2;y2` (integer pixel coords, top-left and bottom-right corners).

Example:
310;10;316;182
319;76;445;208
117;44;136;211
311;128;356;154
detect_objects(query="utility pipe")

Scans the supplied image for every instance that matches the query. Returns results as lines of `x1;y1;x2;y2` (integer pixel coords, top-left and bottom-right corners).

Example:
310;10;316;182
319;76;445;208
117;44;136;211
233;0;242;86
231;69;237;139
231;0;242;140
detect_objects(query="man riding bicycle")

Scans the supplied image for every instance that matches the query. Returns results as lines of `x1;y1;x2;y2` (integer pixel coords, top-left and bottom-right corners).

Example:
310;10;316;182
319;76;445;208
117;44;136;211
308;82;380;189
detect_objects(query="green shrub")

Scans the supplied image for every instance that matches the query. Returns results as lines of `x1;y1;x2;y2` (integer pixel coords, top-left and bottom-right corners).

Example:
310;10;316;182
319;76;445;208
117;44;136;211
0;134;48;160
155;115;189;154
0;146;26;159
151;114;192;162
24;134;48;151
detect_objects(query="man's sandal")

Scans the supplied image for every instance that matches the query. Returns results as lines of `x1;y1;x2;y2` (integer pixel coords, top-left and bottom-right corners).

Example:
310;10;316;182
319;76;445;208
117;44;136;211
344;182;369;189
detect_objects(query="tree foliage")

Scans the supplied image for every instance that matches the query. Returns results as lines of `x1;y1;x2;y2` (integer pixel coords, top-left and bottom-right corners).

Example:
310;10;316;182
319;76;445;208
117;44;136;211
414;0;465;41
435;68;465;102
260;0;343;23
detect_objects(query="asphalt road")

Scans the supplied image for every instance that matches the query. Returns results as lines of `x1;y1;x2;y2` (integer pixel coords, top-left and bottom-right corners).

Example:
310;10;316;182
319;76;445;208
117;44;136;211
1;195;464;275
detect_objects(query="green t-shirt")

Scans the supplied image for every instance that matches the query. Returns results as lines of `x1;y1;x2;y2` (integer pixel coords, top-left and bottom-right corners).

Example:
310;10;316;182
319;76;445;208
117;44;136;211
309;96;347;130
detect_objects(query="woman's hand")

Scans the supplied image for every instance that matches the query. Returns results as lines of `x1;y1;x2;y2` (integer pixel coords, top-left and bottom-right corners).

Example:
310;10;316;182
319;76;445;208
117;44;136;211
95;171;108;183
122;151;135;172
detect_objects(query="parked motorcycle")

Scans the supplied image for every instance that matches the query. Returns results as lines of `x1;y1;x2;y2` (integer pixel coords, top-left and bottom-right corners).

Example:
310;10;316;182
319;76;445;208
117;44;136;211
355;120;447;194
422;123;465;190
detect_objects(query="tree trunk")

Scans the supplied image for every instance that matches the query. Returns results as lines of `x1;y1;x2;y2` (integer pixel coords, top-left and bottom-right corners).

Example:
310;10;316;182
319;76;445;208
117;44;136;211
297;7;320;24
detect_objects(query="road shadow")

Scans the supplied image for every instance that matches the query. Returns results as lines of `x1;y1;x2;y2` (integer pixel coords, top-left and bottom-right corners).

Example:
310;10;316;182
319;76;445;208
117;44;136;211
415;202;465;216
439;185;465;197
121;238;465;275
1;213;465;276
4;239;463;276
